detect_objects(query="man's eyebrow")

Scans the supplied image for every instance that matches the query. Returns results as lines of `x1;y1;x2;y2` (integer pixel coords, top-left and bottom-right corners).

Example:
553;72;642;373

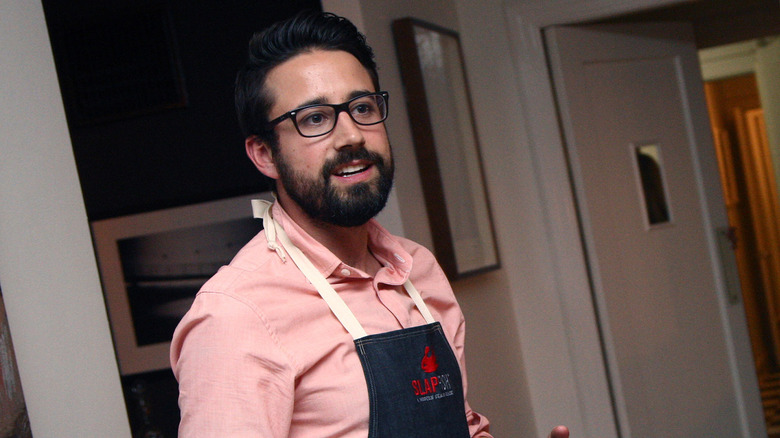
293;90;375;109
347;89;374;100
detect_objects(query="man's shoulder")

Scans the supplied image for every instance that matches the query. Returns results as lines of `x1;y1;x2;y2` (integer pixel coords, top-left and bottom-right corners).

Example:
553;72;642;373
382;230;438;264
395;235;436;260
369;220;434;256
229;230;276;269
199;230;295;295
370;224;444;281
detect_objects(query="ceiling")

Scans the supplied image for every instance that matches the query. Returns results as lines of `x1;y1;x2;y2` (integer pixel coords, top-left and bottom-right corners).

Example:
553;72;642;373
593;0;780;48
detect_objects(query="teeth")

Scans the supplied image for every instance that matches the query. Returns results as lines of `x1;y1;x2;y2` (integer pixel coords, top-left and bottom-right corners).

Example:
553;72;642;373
337;165;367;176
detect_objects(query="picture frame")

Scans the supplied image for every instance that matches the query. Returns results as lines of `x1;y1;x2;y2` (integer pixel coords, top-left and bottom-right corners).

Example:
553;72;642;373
91;192;271;375
392;18;499;280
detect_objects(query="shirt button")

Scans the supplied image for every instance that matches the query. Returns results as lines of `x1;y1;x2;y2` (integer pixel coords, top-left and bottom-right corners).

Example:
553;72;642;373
340;268;351;276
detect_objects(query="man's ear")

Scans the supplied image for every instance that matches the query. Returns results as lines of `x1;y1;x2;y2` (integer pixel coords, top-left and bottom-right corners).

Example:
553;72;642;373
246;136;279;180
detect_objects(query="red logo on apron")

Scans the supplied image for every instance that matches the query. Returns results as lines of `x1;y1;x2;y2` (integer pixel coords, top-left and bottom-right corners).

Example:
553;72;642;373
412;346;456;403
420;346;438;373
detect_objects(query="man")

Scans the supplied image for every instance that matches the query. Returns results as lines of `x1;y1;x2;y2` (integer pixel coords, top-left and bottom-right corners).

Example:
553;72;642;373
171;11;568;438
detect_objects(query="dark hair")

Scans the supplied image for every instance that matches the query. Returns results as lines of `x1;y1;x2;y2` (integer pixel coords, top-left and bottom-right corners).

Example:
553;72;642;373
235;11;379;147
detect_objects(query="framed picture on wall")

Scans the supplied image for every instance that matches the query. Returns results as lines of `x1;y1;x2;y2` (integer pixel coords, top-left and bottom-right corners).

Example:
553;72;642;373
91;193;271;375
392;18;500;280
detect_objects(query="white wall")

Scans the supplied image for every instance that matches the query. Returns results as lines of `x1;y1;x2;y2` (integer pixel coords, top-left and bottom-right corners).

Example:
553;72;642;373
755;38;780;201
0;1;131;436
699;40;763;80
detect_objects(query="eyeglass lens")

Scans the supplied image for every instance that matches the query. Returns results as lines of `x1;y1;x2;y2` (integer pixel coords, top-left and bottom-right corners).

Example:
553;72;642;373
294;94;387;137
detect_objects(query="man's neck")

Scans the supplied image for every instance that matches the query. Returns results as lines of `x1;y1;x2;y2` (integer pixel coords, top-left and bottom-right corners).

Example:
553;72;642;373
277;195;382;276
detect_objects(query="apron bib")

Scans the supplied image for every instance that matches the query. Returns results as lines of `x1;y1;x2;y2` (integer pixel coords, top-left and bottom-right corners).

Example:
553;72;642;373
253;200;471;438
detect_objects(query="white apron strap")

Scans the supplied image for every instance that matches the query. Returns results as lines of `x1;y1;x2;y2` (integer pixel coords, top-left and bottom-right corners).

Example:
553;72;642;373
251;199;437;339
403;280;436;325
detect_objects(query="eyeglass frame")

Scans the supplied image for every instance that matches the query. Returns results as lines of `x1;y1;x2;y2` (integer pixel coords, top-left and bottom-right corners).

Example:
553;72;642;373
266;91;389;138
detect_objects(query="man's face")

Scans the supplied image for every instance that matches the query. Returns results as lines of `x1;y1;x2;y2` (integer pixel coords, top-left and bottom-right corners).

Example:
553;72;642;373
262;50;393;227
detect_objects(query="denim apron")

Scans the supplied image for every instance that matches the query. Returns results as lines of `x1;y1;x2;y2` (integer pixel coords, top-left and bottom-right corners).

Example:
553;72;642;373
253;200;471;437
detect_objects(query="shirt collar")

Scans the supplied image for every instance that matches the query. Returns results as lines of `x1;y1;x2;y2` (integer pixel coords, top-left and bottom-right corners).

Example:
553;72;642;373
270;201;412;283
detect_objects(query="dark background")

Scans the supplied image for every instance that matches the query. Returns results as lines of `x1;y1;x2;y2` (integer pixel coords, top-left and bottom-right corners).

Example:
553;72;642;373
42;0;321;222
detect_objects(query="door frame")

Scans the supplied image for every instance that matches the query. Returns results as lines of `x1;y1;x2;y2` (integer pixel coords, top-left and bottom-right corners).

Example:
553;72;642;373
489;0;764;436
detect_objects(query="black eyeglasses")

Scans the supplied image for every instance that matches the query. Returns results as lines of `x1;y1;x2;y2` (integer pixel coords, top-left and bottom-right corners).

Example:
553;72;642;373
267;91;389;138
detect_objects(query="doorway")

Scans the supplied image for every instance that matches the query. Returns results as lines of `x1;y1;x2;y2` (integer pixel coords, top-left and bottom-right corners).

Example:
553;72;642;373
701;37;780;437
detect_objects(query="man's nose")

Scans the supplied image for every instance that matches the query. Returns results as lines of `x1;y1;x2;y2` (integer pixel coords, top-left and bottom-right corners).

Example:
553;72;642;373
332;110;365;149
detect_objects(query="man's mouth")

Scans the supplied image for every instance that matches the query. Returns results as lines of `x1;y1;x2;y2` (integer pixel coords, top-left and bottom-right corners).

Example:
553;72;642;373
334;162;371;177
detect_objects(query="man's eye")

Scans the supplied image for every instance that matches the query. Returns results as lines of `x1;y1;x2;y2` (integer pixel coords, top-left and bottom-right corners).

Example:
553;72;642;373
299;111;330;127
351;103;376;118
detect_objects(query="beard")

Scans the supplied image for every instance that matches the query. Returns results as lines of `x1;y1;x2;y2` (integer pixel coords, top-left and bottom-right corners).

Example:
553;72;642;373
275;147;394;227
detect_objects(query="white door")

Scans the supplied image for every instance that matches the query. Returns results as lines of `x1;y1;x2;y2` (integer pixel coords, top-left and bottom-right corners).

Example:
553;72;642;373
545;23;766;437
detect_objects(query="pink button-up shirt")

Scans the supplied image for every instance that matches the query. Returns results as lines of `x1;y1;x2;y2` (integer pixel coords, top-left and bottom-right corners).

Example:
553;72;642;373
170;202;491;437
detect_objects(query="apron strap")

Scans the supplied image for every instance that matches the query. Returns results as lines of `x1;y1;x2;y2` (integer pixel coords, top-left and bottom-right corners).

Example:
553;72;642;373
253;199;368;339
252;199;436;339
403;280;436;324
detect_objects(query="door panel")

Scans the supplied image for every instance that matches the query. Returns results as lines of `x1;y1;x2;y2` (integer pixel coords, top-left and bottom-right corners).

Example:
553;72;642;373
545;23;765;437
